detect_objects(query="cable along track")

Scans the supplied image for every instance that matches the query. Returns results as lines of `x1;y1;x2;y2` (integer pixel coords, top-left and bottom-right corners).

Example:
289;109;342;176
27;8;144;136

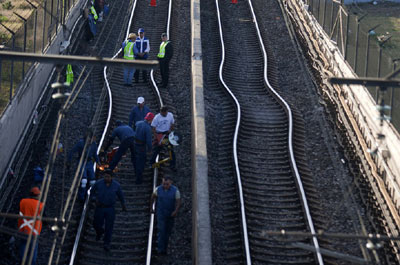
70;0;172;264
214;0;324;264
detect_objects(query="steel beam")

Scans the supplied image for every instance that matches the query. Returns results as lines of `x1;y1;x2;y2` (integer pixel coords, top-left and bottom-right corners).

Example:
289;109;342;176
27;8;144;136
329;77;400;87
0;51;158;69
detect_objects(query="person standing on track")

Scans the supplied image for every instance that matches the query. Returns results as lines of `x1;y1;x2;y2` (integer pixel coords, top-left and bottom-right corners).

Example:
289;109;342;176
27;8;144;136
128;96;151;129
134;112;154;184
150;174;181;256
121;33;138;87
18;187;44;265
157;33;173;88
104;120;136;171
92;169;127;252
149;106;176;170
134;28;150;83
67;132;100;200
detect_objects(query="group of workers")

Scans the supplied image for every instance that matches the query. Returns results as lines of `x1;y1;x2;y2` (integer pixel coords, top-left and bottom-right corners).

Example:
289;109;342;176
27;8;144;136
16;1;178;263
121;28;173;88
18;100;180;264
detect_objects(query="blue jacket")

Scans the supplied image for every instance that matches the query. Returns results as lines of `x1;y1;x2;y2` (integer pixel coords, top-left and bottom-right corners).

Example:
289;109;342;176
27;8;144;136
88;15;96;36
68;138;100;164
128;105;150;128
92;179;125;207
135;37;150;59
156;185;177;217
135;121;152;150
110;125;135;143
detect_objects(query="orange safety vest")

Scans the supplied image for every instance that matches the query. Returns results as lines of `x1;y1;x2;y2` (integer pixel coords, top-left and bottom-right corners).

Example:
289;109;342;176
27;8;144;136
18;198;44;235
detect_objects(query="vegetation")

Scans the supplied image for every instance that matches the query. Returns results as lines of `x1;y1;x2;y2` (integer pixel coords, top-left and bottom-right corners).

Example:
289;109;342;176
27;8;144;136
2;1;14;10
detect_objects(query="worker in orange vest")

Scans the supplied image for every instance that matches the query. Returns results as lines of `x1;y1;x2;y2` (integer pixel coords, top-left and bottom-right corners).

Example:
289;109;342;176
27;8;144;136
18;187;43;265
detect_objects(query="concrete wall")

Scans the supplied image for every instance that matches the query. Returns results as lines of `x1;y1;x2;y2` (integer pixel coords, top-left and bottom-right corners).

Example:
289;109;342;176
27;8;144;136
0;0;85;180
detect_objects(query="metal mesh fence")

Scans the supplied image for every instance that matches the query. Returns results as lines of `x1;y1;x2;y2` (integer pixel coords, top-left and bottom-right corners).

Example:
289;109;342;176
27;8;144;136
0;0;80;116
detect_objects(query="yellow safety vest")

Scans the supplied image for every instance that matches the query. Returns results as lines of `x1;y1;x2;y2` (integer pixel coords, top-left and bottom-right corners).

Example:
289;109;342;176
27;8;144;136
66;64;74;85
90;6;98;22
157;41;169;58
123;41;135;60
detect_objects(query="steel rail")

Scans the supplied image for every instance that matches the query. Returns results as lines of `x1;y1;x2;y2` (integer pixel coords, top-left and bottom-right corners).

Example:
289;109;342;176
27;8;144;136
148;0;172;107
214;0;251;264
146;0;172;263
246;0;324;263
68;0;140;262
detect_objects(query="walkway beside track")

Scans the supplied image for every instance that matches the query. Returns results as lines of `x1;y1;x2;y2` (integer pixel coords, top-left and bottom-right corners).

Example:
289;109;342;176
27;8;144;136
190;0;212;264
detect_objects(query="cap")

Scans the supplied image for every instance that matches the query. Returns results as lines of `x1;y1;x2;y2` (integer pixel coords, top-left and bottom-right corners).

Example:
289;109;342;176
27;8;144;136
161;33;167;38
137;96;145;104
163;175;172;181
116;120;123;126
30;187;40;196
168;131;180;146
128;33;136;39
104;168;114;177
138;28;144;33
144;112;155;121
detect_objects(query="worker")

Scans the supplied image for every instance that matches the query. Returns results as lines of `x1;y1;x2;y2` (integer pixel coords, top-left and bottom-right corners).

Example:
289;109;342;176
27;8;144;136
67;132;100;200
128;96;151;129
121;33;138;87
157;33;173;88
65;64;74;86
134;112;154;184
93;0;105;22
150;175;181;255
134;28;150;83
149;106;176;170
89;4;98;23
92;169;127;251
104;120;136;171
18;187;44;265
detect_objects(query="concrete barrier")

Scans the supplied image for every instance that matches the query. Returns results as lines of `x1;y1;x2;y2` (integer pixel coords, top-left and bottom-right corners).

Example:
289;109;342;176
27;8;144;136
191;0;212;264
0;0;86;181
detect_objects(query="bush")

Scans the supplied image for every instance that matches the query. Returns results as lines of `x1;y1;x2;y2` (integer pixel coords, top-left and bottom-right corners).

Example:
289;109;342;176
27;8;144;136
2;1;14;10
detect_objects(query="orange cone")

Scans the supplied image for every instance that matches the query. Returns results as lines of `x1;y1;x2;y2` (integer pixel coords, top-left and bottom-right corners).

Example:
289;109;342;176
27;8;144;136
232;0;237;3
150;0;156;6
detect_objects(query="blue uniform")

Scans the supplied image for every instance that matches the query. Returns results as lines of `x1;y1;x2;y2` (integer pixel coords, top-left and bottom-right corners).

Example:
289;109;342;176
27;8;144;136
134;121;152;184
128;105;150;128
68;138;100;181
155;185;178;253
92;179;126;248
108;125;136;170
134;36;150;82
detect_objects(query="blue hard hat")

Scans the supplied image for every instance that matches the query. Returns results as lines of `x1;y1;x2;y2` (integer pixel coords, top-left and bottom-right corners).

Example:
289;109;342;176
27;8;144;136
138;28;144;33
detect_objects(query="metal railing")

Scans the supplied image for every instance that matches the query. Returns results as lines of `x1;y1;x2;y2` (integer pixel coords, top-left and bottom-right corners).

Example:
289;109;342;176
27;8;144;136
305;0;400;129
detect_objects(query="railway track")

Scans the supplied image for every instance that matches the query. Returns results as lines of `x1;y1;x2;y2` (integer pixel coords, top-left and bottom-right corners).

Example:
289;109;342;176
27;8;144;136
206;0;325;263
70;0;174;264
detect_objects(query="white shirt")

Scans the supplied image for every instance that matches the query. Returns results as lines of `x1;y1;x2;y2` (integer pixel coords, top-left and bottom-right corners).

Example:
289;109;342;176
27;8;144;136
151;112;174;132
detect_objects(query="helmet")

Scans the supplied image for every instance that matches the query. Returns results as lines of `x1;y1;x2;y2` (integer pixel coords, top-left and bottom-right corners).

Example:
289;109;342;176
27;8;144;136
128;33;136;39
138;28;144;33
144;112;155;121
168;131;180;146
137;96;145;104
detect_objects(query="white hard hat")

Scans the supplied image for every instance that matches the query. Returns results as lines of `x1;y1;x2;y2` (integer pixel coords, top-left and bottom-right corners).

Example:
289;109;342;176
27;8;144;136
137;96;145;104
168;131;180;146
